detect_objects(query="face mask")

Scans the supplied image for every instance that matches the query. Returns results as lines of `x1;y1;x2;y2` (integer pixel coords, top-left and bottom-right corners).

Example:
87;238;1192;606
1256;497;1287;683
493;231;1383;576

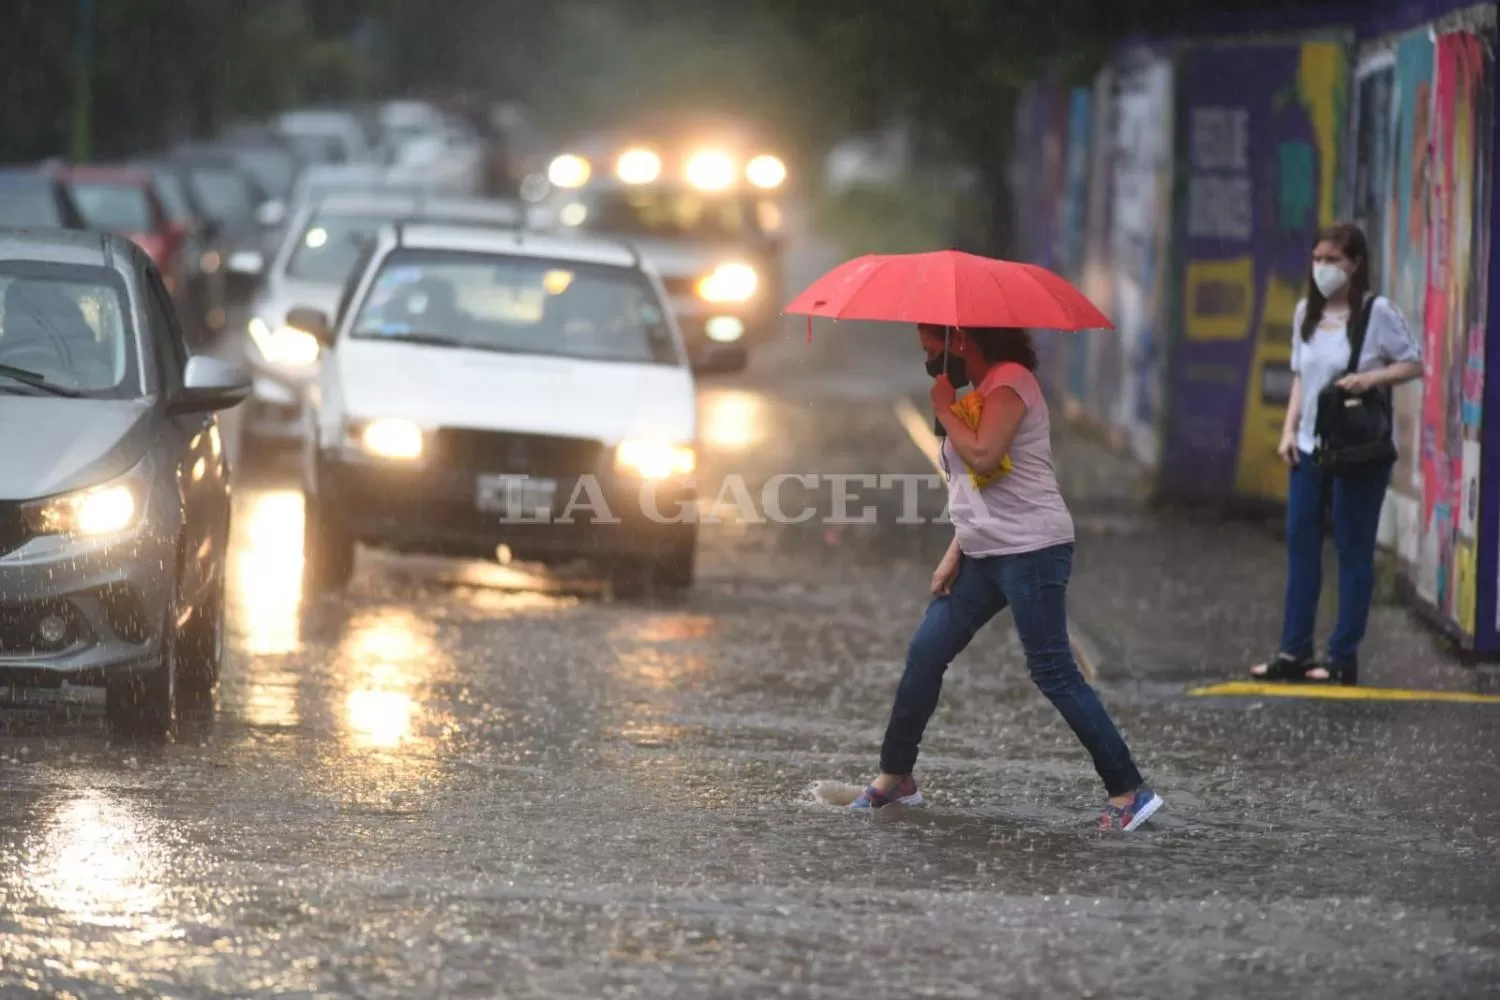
1313;262;1350;298
924;351;968;387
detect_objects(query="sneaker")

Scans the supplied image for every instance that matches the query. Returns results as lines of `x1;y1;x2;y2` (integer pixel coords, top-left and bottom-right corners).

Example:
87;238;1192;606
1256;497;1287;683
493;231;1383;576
849;775;923;810
1098;785;1163;832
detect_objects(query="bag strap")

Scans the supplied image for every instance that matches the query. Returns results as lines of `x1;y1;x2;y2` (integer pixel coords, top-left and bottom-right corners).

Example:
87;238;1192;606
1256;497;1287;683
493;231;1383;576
1343;293;1378;376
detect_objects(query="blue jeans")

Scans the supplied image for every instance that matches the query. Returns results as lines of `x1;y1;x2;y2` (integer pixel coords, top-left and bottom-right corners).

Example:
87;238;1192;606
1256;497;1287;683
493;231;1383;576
1279;453;1392;665
879;543;1146;796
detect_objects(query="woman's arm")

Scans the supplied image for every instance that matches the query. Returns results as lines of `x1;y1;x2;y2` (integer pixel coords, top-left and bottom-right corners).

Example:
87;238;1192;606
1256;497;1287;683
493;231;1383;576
1282;374;1303;438
936;386;1026;476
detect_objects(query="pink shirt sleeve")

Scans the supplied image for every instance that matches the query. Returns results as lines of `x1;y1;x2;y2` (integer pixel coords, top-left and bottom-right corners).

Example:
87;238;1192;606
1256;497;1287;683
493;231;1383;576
978;362;1039;410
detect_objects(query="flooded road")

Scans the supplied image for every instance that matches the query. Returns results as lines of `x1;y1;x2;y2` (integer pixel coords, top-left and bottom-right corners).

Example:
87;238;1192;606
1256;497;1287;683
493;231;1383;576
4;314;1500;998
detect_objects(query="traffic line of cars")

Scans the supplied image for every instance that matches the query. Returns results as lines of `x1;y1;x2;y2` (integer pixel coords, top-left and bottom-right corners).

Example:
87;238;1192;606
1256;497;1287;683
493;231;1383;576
0;104;744;740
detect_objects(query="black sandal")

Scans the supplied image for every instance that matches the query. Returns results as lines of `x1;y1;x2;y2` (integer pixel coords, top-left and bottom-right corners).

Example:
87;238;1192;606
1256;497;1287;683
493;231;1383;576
1248;651;1315;682
1302;658;1358;687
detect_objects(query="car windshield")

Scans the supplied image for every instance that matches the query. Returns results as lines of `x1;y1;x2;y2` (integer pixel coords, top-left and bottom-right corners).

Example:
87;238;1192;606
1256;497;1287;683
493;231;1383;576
0;185;62;227
232;148;296;198
285;212;392;284
70;183;152;232
188;167;254;223
0;266;138;396
580;188;752;241
350;251;679;366
151;172;193;222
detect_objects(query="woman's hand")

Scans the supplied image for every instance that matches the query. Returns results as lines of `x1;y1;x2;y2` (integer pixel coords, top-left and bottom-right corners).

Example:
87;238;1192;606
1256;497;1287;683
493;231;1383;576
932;546;961;596
1336;372;1376;393
930;374;957;413
1278;430;1299;466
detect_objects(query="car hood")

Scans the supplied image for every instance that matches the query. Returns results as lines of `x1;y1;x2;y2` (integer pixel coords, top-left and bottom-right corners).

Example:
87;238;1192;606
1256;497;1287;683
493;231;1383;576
335;340;696;444
255;278;342;324
619;239;741;281
0;397;154;501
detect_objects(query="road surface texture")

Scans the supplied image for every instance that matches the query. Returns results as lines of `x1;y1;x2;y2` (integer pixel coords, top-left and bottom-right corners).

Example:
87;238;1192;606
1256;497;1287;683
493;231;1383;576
2;220;1498;999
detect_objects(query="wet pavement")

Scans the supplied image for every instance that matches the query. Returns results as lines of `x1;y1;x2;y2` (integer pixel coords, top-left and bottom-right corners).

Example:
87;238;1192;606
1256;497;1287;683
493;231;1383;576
4;242;1500;999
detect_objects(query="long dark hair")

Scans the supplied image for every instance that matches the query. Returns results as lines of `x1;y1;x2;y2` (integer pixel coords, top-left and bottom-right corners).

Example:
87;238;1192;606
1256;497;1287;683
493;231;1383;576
1301;221;1372;342
962;327;1039;371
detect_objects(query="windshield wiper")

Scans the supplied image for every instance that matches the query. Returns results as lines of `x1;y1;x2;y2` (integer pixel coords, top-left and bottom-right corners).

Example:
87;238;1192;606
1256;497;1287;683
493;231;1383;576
0;364;83;397
364;331;470;348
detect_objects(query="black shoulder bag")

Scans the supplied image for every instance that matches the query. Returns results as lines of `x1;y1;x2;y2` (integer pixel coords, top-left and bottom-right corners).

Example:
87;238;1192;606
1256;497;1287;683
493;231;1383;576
1312;294;1397;474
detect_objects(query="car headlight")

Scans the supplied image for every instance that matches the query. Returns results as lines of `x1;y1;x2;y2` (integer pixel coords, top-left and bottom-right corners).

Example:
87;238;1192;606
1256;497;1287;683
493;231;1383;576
615;440;696;480
249;316;321;368
746;154;787;189
615;148;662;185
685;150;736;191
23;479;140;538
548;154;591;189
696;262;759;304
356;418;424;460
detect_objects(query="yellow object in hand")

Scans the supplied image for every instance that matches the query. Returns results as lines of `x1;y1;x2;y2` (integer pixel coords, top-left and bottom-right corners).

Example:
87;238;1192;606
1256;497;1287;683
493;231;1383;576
949;391;1012;488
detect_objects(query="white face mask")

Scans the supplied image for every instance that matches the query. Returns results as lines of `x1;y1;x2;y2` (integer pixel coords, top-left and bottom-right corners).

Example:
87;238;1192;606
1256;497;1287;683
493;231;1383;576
1312;262;1351;298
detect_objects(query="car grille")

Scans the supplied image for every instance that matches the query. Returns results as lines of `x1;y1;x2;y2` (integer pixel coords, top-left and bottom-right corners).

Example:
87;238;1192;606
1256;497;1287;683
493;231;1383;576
0;502;32;558
432;429;605;478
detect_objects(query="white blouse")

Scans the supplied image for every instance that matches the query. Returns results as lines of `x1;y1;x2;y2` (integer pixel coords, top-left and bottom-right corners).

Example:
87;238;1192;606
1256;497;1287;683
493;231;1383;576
1289;295;1422;455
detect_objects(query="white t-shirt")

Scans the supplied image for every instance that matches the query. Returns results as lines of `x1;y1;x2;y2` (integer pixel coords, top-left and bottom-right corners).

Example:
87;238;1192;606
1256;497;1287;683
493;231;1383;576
1289;295;1422;455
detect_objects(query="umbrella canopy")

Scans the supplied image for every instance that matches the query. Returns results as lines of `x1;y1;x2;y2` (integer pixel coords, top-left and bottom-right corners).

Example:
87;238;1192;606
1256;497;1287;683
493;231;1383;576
783;250;1113;332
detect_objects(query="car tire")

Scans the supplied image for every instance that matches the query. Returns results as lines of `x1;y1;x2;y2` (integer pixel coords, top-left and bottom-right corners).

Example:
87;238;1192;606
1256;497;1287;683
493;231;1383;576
107;609;177;740
303;492;354;594
178;568;225;708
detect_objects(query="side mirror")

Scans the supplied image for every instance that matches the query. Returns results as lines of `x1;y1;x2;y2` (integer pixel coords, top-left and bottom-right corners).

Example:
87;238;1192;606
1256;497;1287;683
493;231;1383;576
286;306;333;347
171;356;251;414
226;249;264;276
255;199;286;228
691;343;748;376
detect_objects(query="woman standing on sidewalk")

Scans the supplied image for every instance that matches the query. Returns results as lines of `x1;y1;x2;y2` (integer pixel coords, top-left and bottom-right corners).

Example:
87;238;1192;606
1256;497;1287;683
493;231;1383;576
852;325;1162;832
1250;222;1423;685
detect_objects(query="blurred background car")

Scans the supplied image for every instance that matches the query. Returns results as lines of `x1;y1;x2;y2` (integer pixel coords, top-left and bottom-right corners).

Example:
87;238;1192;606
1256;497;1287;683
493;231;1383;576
133;157;226;346
0;229;249;736
0;168;87;230
273;108;378;167
54;164;191;315
239;190;529;459
531;133;787;374
168;145;280;305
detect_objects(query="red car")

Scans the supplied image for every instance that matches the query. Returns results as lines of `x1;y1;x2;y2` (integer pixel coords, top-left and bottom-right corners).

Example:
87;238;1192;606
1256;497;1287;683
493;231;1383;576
54;165;189;297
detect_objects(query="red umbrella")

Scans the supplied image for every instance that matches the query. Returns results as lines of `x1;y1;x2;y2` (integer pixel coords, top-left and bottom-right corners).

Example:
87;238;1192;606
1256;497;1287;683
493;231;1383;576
783;250;1113;340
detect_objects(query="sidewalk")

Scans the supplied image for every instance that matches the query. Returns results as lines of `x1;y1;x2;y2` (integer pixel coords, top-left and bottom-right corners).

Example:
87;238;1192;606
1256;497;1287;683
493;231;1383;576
1049;422;1497;695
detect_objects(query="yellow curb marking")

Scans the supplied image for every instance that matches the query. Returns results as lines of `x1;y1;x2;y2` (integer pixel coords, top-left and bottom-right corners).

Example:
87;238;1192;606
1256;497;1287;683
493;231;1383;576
1188;681;1500;704
891;397;1098;683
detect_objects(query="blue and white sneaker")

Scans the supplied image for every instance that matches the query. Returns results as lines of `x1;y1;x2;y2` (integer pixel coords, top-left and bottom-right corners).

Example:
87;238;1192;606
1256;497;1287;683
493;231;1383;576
850;775;924;809
1098;785;1163;832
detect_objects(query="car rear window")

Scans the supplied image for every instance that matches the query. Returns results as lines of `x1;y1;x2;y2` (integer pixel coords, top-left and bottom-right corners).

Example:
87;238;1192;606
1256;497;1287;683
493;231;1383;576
188;167;254;224
0;265;139;396
350;250;680;366
0;185;62;227
151;172;193;222
70;183;152;233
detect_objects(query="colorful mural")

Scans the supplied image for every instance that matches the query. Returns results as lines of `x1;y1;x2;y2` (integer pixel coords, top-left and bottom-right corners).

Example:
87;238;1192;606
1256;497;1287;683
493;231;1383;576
1159;38;1349;504
1415;30;1494;635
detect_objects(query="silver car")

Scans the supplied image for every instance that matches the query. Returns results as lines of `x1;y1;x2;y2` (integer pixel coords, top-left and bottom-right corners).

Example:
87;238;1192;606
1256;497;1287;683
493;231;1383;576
240;191;528;453
0;229;250;736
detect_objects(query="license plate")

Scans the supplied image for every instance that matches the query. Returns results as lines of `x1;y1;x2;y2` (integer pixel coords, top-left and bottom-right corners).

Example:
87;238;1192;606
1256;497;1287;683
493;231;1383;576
475;474;557;521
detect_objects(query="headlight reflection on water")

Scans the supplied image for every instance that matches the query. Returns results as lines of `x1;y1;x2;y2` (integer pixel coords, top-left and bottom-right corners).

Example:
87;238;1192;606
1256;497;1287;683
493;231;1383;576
700;389;765;452
25;790;171;937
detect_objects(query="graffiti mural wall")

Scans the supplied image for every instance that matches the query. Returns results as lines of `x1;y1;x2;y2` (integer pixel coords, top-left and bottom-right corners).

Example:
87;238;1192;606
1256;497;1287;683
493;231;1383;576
1159;37;1349;504
1415;29;1494;635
